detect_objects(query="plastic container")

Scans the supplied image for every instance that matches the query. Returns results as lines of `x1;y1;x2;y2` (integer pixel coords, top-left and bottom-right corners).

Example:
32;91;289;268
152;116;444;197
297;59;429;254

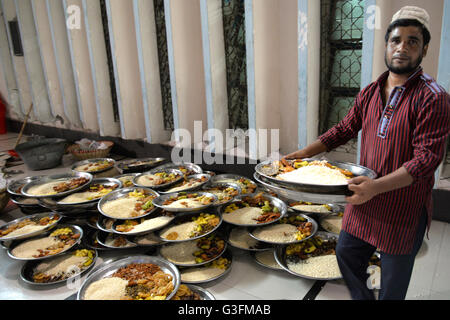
15;138;67;170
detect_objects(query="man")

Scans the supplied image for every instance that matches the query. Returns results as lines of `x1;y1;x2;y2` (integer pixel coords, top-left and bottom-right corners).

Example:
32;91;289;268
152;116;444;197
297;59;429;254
285;6;450;300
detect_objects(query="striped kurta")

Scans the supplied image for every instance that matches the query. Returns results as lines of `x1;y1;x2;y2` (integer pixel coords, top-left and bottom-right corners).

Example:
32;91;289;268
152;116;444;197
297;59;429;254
319;67;450;255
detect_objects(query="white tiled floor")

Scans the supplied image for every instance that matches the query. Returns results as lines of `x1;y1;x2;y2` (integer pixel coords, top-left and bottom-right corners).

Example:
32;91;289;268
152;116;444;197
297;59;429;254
0;132;449;300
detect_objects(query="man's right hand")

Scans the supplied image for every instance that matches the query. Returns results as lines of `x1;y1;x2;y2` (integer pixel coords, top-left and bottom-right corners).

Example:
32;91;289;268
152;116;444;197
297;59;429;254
282;139;328;160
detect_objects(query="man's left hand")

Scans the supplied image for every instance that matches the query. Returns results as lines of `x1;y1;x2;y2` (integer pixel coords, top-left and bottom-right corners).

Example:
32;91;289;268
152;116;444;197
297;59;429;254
345;176;379;205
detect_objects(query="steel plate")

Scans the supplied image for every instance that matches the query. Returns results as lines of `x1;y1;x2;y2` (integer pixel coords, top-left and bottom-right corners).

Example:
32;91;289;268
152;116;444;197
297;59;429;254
77;255;180;300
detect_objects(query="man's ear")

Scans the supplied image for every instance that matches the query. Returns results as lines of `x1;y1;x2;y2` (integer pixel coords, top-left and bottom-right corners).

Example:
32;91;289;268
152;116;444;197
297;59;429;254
422;44;429;58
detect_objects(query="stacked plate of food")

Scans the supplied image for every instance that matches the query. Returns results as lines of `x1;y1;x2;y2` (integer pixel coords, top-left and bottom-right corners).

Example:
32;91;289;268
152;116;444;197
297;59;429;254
20;247;98;286
152;191;217;213
157;173;211;194
170;284;215;300
114;173;139;188
247;212;318;245
7;176;47;214
72;158;117;177
153;162;203;177
218;192;287;227
132;168;184;190
211;174;257;194
226;226;272;251
201;182;241;207
7;224;83;261
117;157;166;174
178;249;233;284
274;231;342;280
38;178;122;216
77;255;180;300
159;232;227;267
255;158;376;196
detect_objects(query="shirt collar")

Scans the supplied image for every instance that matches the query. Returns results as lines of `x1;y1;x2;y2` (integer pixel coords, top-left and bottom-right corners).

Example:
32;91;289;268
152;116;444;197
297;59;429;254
376;66;423;89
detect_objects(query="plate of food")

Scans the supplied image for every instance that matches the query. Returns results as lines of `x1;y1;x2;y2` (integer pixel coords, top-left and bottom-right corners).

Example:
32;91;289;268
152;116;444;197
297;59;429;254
71;158;116;174
158;174;211;194
274;231;342;280
20;248;97;285
170;284;215;300
133;168;184;190
82;230;111;251
95;232;137;249
289;201;344;216
210;174;257;194
248;212;317;245
256;158;377;194
251;249;284;271
111;211;175;236
77;255;180;300
319;213;343;235
219;192;287;227
179;250;232;284
41;178;122;209
117;157;167;173
253;172;347;204
96;215;116;233
114;173;139;188
159;233;227;267
7;224;83;261
158;212;222;242
201;182;241;207
152;191;217;213
0;212;61;241
21;173;93;198
7;176;45;196
98;187;159;220
154;162;203;177
226;226;272;251
130;232;165;247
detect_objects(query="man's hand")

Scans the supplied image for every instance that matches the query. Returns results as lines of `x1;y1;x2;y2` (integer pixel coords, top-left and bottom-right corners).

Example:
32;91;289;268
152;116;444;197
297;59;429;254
345;176;380;205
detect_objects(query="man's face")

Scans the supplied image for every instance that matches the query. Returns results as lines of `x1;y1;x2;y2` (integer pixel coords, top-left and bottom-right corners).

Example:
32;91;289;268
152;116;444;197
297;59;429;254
384;26;429;75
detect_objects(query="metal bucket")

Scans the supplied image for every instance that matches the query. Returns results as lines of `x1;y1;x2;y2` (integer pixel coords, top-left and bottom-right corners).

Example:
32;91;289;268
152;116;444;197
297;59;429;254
15;138;67;170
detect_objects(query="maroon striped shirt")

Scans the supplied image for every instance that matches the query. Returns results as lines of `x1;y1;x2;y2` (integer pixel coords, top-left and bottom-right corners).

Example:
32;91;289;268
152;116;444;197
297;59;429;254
319;67;450;255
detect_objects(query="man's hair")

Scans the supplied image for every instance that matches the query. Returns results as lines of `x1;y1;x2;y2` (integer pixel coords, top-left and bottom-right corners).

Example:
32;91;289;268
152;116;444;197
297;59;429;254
385;18;431;46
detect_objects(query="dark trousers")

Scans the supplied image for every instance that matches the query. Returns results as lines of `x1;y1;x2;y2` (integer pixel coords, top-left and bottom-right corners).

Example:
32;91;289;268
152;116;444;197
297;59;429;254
335;211;428;300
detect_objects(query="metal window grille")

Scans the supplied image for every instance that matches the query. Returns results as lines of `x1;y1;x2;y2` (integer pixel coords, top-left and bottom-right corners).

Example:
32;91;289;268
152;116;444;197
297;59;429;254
319;0;365;155
222;0;248;130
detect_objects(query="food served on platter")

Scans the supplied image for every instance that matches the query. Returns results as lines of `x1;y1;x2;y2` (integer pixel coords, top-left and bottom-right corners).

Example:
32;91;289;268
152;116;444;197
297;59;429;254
284;234;341;279
180;257;231;283
134;171;182;187
274;159;353;185
159;213;220;241
26;177;90;196
74;160;114;172
228;227;270;250
164;175;209;193
161;192;215;209
104;234;135;248
252;215;313;243
160;234;226;265
254;250;282;270
290;201;332;213
116;175;136;188
320;213;343;235
214;176;256;194
170;284;202;300
11;227;80;259
101;189;157;219
31;249;95;283
132;233;164;246
58;182;119;204
0;214;60;239
84;263;174;300
114;213;174;233
202;184;240;205
222;193;281;225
